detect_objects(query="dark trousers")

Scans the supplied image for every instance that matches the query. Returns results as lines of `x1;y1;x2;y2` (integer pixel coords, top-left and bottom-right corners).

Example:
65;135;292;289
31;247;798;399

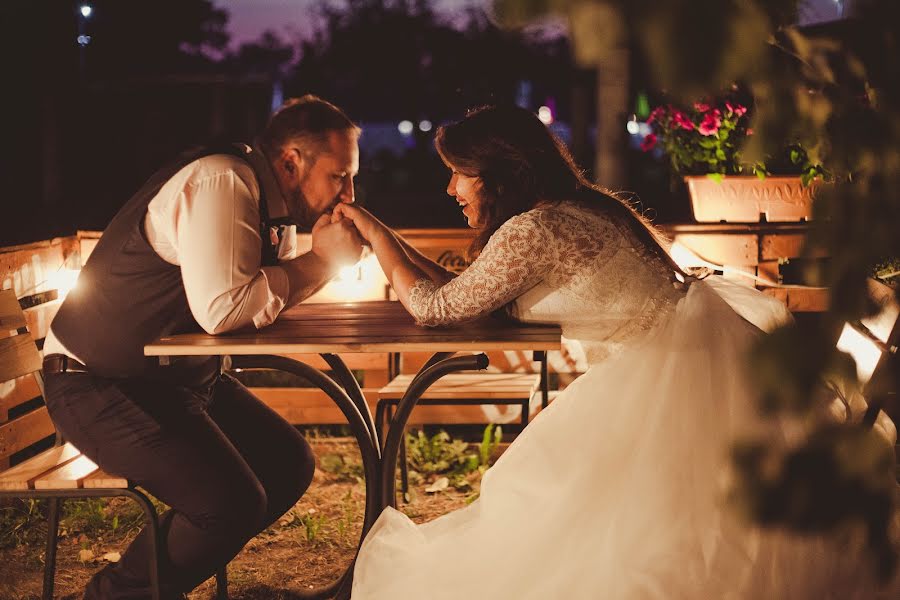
43;370;315;599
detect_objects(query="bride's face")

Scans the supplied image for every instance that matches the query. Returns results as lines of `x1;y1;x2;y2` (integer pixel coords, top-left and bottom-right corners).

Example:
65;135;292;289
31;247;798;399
446;169;487;228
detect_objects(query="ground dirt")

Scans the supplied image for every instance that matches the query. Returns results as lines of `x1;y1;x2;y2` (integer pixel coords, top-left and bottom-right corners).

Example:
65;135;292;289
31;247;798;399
0;437;478;600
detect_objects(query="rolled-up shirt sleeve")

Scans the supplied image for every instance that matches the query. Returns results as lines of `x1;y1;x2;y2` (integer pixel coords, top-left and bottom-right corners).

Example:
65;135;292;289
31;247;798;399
169;163;289;334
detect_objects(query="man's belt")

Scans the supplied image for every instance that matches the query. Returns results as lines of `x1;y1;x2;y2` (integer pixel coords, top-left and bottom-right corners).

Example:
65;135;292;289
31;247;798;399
43;354;90;375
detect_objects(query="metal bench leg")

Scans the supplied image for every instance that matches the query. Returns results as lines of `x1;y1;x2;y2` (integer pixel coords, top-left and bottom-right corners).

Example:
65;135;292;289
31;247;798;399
399;425;409;500
42;497;61;600
535;350;550;409
521;397;529;430
216;565;228;599
125;490;162;600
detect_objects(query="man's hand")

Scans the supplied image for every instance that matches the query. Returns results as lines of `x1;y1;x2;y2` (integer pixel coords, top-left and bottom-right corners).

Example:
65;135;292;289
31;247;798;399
331;203;387;243
311;213;364;269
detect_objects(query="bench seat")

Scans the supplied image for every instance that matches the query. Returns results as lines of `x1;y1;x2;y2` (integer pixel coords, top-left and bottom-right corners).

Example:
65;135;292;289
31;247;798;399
0;442;127;491
378;372;541;401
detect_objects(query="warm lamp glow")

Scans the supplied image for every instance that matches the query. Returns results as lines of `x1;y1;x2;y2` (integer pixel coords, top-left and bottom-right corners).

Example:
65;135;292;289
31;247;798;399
46;269;82;300
328;254;385;301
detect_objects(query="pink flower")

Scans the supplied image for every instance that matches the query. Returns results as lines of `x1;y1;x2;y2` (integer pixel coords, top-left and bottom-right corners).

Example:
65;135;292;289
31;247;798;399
726;101;747;117
698;111;722;136
672;111;694;131
640;133;657;152
647;106;664;125
746;128;754;136
694;102;710;112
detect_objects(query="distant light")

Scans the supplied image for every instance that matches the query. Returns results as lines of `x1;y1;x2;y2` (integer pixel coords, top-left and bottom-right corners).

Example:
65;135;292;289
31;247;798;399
76;35;91;46
418;119;433;132
80;5;92;18
537;106;553;125
626;117;640;135
398;120;414;136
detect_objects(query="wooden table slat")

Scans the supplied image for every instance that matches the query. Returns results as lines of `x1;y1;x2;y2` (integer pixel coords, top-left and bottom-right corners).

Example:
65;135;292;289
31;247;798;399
146;301;561;356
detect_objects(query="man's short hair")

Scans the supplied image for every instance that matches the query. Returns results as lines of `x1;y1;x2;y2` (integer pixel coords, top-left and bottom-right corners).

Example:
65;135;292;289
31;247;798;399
259;95;360;161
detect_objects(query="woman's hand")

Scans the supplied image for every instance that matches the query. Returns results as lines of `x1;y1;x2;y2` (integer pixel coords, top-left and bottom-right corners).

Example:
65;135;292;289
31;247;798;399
331;203;387;243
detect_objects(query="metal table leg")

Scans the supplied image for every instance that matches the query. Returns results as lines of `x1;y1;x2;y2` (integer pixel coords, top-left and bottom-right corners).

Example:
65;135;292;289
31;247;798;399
380;352;490;509
230;355;381;600
320;352;380;456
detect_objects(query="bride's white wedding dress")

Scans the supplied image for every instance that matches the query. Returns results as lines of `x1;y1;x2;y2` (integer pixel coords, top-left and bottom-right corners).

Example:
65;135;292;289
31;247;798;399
351;202;898;599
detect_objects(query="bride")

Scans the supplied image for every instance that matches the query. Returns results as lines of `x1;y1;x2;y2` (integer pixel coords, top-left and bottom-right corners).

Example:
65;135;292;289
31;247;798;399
333;105;897;599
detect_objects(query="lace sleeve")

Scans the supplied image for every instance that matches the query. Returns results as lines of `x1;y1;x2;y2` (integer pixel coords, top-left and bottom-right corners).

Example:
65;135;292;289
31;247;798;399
407;211;555;326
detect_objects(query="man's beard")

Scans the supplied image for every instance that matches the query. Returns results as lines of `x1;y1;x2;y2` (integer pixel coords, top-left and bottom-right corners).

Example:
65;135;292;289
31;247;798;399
292;192;340;231
290;190;318;231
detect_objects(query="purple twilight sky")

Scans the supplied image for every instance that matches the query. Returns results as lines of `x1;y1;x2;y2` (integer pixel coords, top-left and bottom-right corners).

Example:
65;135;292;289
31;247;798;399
212;0;489;48
211;0;854;49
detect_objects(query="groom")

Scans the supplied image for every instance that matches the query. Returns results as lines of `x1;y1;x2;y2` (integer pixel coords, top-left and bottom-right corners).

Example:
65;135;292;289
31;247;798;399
42;95;364;599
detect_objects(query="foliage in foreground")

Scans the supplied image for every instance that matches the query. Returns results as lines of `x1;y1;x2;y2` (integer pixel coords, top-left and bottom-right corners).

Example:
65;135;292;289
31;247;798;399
496;0;899;579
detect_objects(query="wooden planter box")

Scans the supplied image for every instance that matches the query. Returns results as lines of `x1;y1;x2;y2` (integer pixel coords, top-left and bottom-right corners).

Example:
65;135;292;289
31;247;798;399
685;175;819;223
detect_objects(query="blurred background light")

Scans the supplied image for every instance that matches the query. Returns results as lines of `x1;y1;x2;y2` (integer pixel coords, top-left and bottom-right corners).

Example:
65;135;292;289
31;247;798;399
537;105;553;125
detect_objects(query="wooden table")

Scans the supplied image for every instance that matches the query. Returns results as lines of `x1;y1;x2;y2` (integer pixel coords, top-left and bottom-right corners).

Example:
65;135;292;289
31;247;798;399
146;300;561;599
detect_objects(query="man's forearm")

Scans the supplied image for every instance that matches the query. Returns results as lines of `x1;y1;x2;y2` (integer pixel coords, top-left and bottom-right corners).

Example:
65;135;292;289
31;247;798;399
281;251;335;307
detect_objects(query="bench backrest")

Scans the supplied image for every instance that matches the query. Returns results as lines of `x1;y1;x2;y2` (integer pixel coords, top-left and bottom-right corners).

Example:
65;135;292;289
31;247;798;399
0;288;54;469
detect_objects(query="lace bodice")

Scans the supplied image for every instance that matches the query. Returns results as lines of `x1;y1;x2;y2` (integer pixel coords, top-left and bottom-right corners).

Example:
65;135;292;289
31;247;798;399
408;202;686;363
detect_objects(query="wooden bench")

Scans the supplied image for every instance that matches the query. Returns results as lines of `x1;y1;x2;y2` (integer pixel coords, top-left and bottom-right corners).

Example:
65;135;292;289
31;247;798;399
0;288;226;600
376;353;548;496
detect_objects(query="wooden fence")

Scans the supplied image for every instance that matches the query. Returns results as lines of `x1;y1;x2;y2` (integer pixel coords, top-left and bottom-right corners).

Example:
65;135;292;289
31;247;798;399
2;224;825;467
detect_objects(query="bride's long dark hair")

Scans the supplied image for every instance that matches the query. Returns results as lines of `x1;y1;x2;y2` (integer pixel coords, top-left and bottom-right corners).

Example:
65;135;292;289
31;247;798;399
435;105;683;274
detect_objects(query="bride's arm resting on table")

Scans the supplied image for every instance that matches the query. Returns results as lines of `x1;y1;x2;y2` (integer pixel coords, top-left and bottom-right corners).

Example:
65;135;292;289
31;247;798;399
389;231;457;286
333;203;554;326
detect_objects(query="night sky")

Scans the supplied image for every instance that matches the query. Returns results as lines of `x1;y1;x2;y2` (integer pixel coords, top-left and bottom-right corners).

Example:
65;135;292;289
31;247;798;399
213;0;851;48
213;0;491;47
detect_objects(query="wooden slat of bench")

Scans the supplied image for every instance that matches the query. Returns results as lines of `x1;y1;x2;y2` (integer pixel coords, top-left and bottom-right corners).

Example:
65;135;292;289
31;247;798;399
0;443;81;491
0;406;55;461
251;387;380;425
0;334;43;383
23;300;62;342
248;387;513;425
34;454;100;490
277;353;390;371
379;373;540;400
0;290;26;331
761;286;829;312
82;468;129;489
0;373;42;421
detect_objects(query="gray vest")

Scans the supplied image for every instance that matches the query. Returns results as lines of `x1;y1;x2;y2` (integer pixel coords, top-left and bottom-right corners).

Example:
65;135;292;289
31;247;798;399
52;144;274;383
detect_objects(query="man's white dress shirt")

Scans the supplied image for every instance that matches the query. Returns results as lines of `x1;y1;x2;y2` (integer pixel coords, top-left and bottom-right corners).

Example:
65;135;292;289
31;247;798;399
44;147;298;362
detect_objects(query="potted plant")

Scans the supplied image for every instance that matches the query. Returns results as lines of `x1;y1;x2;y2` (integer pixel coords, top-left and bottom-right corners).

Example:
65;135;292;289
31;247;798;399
642;95;828;222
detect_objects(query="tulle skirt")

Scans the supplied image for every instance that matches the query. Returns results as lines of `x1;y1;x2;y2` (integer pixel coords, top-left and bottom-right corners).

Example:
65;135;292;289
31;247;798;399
351;279;898;599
